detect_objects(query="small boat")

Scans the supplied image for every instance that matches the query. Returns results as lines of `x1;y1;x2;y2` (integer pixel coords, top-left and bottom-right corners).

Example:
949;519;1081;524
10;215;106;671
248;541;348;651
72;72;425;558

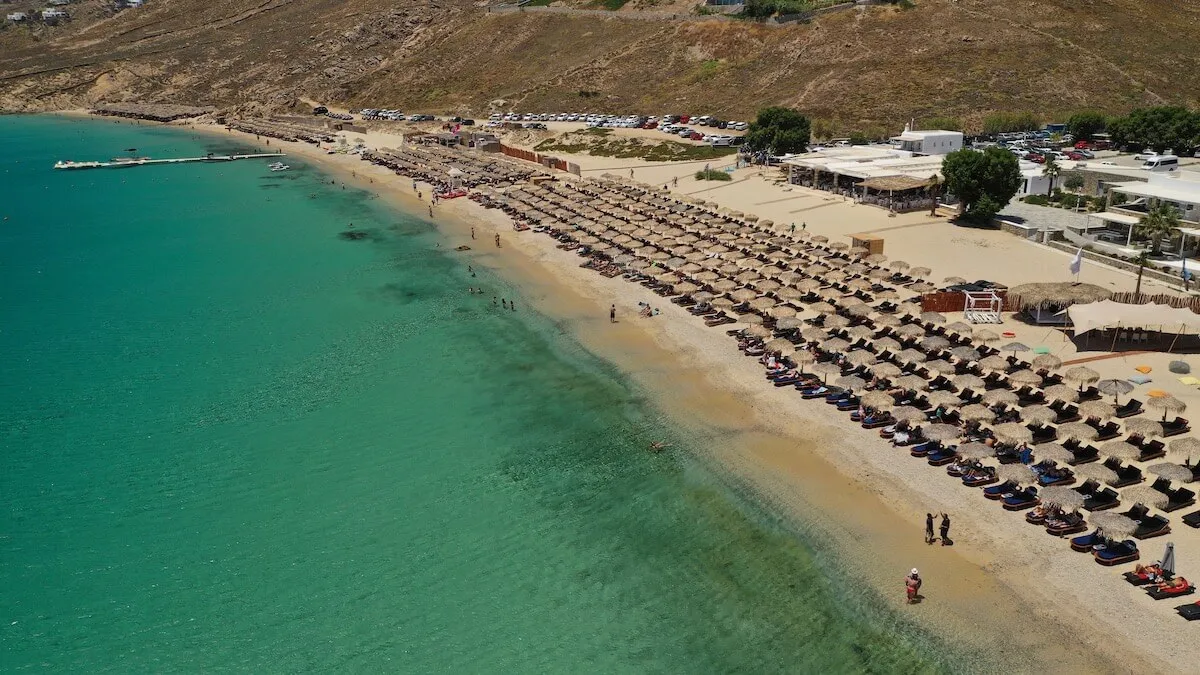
269;161;290;172
53;160;103;169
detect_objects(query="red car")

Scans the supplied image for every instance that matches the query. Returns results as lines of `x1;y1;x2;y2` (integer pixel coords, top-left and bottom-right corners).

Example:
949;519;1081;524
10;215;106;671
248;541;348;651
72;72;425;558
1065;151;1085;161
689;131;704;141
643;121;658;129
1074;140;1091;150
678;115;690;123
1025;153;1046;163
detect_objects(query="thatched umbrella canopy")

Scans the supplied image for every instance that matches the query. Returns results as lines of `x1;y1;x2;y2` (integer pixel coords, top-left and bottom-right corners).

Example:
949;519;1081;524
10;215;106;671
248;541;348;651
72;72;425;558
925;359;956;375
873;336;903;353
742;314;765;326
1075;463;1118;485
910;266;932;279
836;375;868;392
928;390;964;409
959;404;996;422
1168;437;1200;460
1043;384;1080;403
1007;282;1114;310
1079;400;1116;420
872;362;903;379
770;306;799;320
1037;443;1075;464
1102;441;1142;462
812;362;844;382
1040;485;1086;510
1022;405;1057;425
861;391;896;411
1097;379;1134;403
745;323;772;337
844;349;877;367
1148;462;1194;483
823;337;851;353
1032;354;1063;371
895;324;926;339
1008;369;1043;386
1001;341;1030;355
958;441;996;458
711;297;735;309
1058;422;1098;442
1146;394;1186;421
978;355;1010;371
1122;485;1168;510
891;406;927;423
897;348;927;364
846;324;876;340
801;326;829;343
765;337;795;354
824;315;851;329
997;464;1036;485
943;321;973;335
895;375;930;392
921;336;951;352
982;389;1019;406
1090;512;1137;537
920;311;946;324
891;260;912;272
953;374;986;391
994;422;1033;444
923;423;963;441
1064;366;1101;390
948;346;981;361
1124;417;1164;439
973;329;1000;344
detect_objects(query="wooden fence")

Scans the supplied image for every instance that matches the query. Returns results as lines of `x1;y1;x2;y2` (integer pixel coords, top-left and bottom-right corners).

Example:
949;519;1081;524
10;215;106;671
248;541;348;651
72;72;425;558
1109;292;1200;312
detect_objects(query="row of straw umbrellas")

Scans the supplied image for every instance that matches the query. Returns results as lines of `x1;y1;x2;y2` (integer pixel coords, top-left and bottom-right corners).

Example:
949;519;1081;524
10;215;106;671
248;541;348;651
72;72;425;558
485;173;1200;525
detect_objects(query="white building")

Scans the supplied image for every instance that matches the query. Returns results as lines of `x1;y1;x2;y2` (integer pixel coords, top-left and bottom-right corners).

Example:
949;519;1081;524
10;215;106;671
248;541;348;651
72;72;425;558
889;125;963;156
1108;171;1200;225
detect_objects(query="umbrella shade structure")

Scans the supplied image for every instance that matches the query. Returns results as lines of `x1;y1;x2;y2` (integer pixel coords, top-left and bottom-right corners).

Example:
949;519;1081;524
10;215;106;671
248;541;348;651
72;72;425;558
1097;379;1135;402
861;391;896;411
994;422;1033;444
944;321;973;335
1075;463;1118;484
974;329;1001;344
731;288;759;302
1022;405;1057;425
801;327;829;343
953;374;986;391
1146;394;1186;421
982;389;1019;406
824;315;851;329
923;423;963;441
979;355;1011;371
742;314;765;326
928;391;964;409
957;441;995;459
925;359;956;375
812;362;844;382
1102;441;1142;462
997;464;1037;485
1122;486;1168;510
1040;486;1086;510
1147;462;1194;483
891;406;927;423
844;350;877;367
1008;369;1043;386
1079;400;1116;420
776;317;804;330
873;336;903;353
1058;422;1099;442
897;348;928;364
836;375;868;392
744;324;772;338
1032;354;1064;370
793;351;817;367
1063;366;1101;389
948;346;981;361
712;297;735;309
921;336;951;351
959;404;996;422
1168;437;1200;459
1123;417;1165;438
765;337;795;354
920;311;946;324
846;324;876;340
770;305;798;319
1001;342;1030;354
1161;542;1176;576
1090;512;1138;538
872;362;903;379
1037;443;1076;464
1043;384;1080;403
823;338;851;353
895;374;931;393
895;324;926;338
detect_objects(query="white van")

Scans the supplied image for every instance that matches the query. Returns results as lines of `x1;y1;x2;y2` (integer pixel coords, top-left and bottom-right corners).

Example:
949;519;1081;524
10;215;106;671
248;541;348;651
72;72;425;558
1141;154;1179;172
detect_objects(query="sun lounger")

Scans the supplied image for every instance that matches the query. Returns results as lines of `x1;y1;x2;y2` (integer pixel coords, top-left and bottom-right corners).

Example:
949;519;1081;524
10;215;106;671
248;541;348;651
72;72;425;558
909;441;939;458
1045;512;1087;536
1133;514;1170;539
1070;530;1109;552
1073;479;1100;497
1123;566;1169;586
1094;540;1140;566
1176;602;1200;620
862;415;894;430
1067;444;1100;465
1092;421;1121;442
1119;503;1150;521
1002;488;1040;511
800;385;837;399
1053;405;1081;425
1184;510;1200;528
1083;487;1120;512
1146;580;1194;600
1164;487;1197;513
1115;399;1143;418
1160;416;1191;437
834;397;861;412
1038;470;1075;487
927;448;959;466
1077;386;1102;402
962;470;998;487
1017;390;1045;406
1103;458;1143;488
1030;424;1058;445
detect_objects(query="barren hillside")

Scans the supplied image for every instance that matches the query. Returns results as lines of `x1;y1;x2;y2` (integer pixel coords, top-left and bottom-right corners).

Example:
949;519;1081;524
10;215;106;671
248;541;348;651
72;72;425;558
1;0;1196;132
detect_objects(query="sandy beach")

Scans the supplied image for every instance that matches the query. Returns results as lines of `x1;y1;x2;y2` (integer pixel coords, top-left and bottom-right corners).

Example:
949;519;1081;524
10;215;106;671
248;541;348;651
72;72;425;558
102;114;1197;673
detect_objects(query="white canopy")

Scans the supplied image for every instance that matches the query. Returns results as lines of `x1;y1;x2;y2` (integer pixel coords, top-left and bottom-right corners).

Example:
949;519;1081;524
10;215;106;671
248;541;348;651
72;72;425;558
1068;300;1200;334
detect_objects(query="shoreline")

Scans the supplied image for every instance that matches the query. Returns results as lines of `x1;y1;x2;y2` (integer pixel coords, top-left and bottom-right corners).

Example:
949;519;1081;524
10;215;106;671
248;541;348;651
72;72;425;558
61;113;1190;672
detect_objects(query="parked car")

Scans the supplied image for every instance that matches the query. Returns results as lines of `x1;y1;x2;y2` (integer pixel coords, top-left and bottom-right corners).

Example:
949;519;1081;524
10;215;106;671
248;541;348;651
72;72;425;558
461;119;475;126
525;122;547;130
689;131;704;141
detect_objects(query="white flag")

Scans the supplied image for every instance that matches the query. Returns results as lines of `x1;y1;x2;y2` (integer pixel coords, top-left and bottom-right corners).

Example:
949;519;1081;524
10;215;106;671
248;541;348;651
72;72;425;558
1069;247;1083;276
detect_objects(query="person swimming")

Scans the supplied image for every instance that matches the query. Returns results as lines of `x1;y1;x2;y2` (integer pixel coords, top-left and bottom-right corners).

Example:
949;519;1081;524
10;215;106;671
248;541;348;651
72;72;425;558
650;441;671;452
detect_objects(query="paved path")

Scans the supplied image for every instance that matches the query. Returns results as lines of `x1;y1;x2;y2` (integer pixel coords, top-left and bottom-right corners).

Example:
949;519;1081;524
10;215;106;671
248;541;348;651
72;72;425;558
998;202;1091;231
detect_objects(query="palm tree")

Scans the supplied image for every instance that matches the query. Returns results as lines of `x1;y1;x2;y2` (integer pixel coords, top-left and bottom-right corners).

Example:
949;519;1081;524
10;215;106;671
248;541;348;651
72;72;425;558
1136;203;1182;255
1043;157;1061;198
1133;251;1150;299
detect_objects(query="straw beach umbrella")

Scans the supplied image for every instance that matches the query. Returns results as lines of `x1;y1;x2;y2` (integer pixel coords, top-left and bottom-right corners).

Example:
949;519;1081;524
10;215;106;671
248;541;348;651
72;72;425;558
994;422;1033;445
813;362;843;383
1037;443;1075;464
1097;379;1135;403
921;336;951;352
1168;437;1200;461
844;350;877;367
1075;463;1118;485
1022;405;1057;425
1008;369;1043;387
1064;366;1100;391
974;329;1000;344
1043;384;1080;404
1123;417;1164;438
948;346;981;362
979;355;1010;371
927;391;964;410
1040;486;1085;510
895;375;930;393
957;441;995;458
997;464;1036;485
959;404;996;423
1102;441;1141;462
1079;400;1115;420
891;406;927;423
953;374;985;392
1090;512;1137;538
872;362;903;380
861;391;896;411
1146;394;1186;421
1057;422;1099;442
836;375;868;392
1032;354;1064;371
1122;485;1168;510
923;423;963;442
982;389;1019;406
1148;462;1194;483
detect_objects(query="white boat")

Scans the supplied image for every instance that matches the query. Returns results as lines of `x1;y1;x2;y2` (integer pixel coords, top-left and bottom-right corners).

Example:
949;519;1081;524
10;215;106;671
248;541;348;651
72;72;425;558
269;162;290;172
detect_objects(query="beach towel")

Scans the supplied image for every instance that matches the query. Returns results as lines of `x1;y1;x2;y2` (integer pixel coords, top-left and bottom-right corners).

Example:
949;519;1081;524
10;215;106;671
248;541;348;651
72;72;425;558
1135;365;1153;374
1129;375;1152;385
1178;377;1200;386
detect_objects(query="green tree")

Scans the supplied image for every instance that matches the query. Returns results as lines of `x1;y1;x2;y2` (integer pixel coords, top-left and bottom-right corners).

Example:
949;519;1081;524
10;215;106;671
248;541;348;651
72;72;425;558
744;106;811;156
982;112;1041;135
1042;156;1061;198
1107;106;1200;154
1066;111;1107;141
1064;173;1084;192
1136;203;1182;255
941;147;1022;223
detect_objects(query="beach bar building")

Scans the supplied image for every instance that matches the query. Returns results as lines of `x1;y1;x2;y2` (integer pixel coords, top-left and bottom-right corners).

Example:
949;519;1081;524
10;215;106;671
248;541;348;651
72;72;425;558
1062;171;1200;261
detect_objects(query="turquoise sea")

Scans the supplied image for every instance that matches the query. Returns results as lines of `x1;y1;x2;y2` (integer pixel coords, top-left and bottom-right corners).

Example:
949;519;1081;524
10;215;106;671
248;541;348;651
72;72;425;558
1;115;956;672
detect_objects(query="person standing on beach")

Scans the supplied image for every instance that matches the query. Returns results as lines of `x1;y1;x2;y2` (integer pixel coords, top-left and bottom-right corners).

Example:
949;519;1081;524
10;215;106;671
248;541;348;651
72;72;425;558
939;513;951;545
925;513;935;545
610;304;616;323
629;169;634;179
790;222;796;234
471;227;476;240
905;569;922;604
495;233;501;248
672;176;678;188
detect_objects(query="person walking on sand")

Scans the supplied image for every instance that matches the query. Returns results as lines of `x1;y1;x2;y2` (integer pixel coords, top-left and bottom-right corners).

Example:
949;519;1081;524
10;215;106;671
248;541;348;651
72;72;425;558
905;569;922;604
610;304;616;323
428;205;433;218
495;233;501;248
672;176;678;188
925;513;935;545
629;169;634;179
939;513;951;545
471;227;476;240
790;222;796;234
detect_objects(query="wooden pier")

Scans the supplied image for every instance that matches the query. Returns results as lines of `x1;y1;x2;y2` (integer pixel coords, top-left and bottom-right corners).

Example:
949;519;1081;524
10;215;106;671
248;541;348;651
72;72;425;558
54;153;285;170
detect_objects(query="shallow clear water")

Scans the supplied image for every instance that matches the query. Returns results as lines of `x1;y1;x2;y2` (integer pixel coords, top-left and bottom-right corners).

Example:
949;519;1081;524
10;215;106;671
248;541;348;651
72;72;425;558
1;115;954;672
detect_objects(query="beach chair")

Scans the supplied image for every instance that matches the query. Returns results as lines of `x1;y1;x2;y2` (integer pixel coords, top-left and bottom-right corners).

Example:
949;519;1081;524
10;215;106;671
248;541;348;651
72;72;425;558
1175;601;1200;620
1067;444;1100;465
1146;580;1194;600
1073;479;1100;498
1115;399;1143;418
1163;487;1196;513
1077;386;1102;402
1083;488;1120;512
1045;512;1088;536
1030;424;1058;445
1133;514;1171;539
1092;421;1121;442
1104;458;1144;488
926;447;959;466
1094;540;1140;566
1160;416;1191;437
1070;530;1109;552
1185;509;1200;528
1002;487;1040;511
1053;404;1081;425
